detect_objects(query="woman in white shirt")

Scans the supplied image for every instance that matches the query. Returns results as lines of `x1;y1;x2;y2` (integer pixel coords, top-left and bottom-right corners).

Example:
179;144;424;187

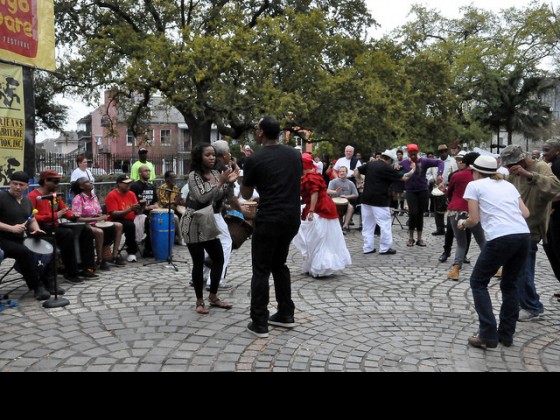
71;155;95;184
459;155;530;350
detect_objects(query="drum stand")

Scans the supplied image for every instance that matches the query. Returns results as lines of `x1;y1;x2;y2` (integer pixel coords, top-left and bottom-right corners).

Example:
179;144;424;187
42;195;70;308
144;191;188;271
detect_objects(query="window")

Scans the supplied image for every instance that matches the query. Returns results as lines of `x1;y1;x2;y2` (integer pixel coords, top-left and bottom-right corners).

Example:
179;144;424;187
127;131;134;146
161;129;171;146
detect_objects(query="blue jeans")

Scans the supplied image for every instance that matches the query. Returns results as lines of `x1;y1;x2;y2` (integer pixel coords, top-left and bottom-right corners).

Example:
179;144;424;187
518;240;544;315
470;233;530;342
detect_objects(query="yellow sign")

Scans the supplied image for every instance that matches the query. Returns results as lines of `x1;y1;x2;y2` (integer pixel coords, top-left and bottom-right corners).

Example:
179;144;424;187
0;62;24;186
0;0;55;71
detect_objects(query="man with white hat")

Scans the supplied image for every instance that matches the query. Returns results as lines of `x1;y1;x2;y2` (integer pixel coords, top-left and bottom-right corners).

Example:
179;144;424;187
500;144;560;321
356;150;416;255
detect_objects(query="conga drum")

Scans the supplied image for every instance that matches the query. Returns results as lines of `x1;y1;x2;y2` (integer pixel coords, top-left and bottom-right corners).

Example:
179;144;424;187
241;201;257;226
332;197;348;225
96;221;115;260
60;222;86;264
150;209;174;261
224;210;253;250
15;237;54;277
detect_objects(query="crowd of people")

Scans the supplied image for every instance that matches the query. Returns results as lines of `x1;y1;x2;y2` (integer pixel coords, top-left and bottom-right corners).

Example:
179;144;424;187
2;123;560;351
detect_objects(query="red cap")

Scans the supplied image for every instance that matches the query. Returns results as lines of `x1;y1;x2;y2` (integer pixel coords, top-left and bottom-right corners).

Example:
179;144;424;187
407;144;419;152
39;170;62;180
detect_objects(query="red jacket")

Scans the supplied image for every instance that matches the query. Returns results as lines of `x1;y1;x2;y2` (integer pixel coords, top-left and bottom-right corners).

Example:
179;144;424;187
28;189;74;227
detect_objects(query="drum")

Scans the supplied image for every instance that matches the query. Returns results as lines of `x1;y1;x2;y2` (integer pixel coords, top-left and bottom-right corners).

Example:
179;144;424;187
240;201;257;226
15;237;54;277
60;222;86;264
95;221;116;257
332;197;348;219
224;210;253;250
150;209;174;261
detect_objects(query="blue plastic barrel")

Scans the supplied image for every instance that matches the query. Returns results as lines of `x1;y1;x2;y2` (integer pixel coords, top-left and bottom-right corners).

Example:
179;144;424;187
150;209;175;260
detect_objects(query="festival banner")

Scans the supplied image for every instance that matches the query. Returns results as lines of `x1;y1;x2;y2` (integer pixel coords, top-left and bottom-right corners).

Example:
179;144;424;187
0;62;24;186
0;0;55;71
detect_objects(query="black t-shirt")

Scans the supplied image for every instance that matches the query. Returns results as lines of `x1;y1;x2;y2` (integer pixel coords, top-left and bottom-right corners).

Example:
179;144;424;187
551;158;560;216
358;160;404;207
0;190;33;240
130;180;158;215
243;144;302;226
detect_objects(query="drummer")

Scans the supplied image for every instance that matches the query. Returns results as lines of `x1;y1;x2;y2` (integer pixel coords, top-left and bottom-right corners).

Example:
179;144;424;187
0;171;53;300
157;171;186;246
130;165;160;258
71;177;125;270
29;170;98;282
327;166;359;232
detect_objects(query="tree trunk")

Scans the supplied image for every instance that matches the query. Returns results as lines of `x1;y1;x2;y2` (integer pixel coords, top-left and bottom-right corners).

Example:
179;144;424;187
183;115;213;147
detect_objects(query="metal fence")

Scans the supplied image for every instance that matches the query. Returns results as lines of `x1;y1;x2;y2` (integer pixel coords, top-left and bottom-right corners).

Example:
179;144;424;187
36;152;192;178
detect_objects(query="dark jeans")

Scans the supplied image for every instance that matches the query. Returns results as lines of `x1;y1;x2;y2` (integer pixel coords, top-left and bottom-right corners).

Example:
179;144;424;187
0;236;45;289
187;239;224;299
43;224;96;275
470;233;530;342
250;222;299;327
543;215;560;284
405;190;429;232
113;218;138;255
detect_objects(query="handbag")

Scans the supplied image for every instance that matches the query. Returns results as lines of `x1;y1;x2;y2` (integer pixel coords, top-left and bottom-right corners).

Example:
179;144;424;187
192;204;221;238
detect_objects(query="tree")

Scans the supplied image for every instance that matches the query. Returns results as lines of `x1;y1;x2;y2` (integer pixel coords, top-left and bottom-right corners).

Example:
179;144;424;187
52;0;374;146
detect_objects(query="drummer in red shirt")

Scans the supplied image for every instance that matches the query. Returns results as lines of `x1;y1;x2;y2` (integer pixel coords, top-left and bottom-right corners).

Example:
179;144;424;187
28;170;98;282
105;174;143;262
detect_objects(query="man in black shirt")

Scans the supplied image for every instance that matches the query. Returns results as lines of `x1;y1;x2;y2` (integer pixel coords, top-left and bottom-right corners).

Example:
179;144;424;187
241;116;302;338
0;171;52;300
130;165;159;258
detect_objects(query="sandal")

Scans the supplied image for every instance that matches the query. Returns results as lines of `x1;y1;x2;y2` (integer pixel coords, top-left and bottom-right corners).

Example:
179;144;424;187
209;298;232;310
416;239;427;247
407;239;415;247
195;301;209;314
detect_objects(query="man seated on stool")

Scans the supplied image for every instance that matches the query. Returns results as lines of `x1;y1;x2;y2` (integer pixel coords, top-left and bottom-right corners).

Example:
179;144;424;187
29;170;98;283
0;171;55;300
105;175;143;262
130;165;160;258
157;170;186;246
327;166;359;231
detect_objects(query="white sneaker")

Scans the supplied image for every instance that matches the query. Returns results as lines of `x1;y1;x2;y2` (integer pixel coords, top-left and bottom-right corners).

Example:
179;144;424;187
127;254;137;262
180;239;187;246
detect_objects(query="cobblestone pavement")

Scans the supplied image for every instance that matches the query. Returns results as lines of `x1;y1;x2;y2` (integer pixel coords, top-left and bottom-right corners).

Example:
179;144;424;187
1;215;559;372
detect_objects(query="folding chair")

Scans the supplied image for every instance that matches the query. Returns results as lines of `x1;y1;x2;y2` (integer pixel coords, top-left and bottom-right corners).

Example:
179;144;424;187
391;208;408;229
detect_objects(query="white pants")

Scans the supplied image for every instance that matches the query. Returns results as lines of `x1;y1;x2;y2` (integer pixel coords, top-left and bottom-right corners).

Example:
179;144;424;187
361;205;392;253
204;212;232;285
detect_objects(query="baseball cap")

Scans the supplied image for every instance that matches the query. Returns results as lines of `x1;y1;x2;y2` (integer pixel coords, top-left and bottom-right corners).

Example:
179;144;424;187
437;144;448;152
407;144;419;153
500;145;526;166
456;151;467;159
39;170;62;180
138;147;148;153
116;174;133;184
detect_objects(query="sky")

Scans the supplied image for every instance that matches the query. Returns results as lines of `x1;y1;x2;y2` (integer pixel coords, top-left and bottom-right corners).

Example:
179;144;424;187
37;0;542;142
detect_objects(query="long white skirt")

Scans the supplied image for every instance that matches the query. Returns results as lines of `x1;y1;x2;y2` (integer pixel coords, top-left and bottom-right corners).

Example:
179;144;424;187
292;215;352;278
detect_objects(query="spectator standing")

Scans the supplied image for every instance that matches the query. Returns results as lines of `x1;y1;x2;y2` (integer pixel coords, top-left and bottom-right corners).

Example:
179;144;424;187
130;148;156;181
334;145;362;186
241;116;302;338
541;139;560;300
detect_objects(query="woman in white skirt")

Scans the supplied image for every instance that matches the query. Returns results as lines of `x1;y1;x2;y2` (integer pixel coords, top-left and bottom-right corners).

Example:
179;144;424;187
293;153;351;277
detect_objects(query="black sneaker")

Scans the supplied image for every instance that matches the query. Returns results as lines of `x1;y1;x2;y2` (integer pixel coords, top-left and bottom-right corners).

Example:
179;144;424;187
379;248;397;255
64;274;84;283
34;284;50;301
247;322;269;338
439;252;450;263
79;269;99;278
268;313;295;328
